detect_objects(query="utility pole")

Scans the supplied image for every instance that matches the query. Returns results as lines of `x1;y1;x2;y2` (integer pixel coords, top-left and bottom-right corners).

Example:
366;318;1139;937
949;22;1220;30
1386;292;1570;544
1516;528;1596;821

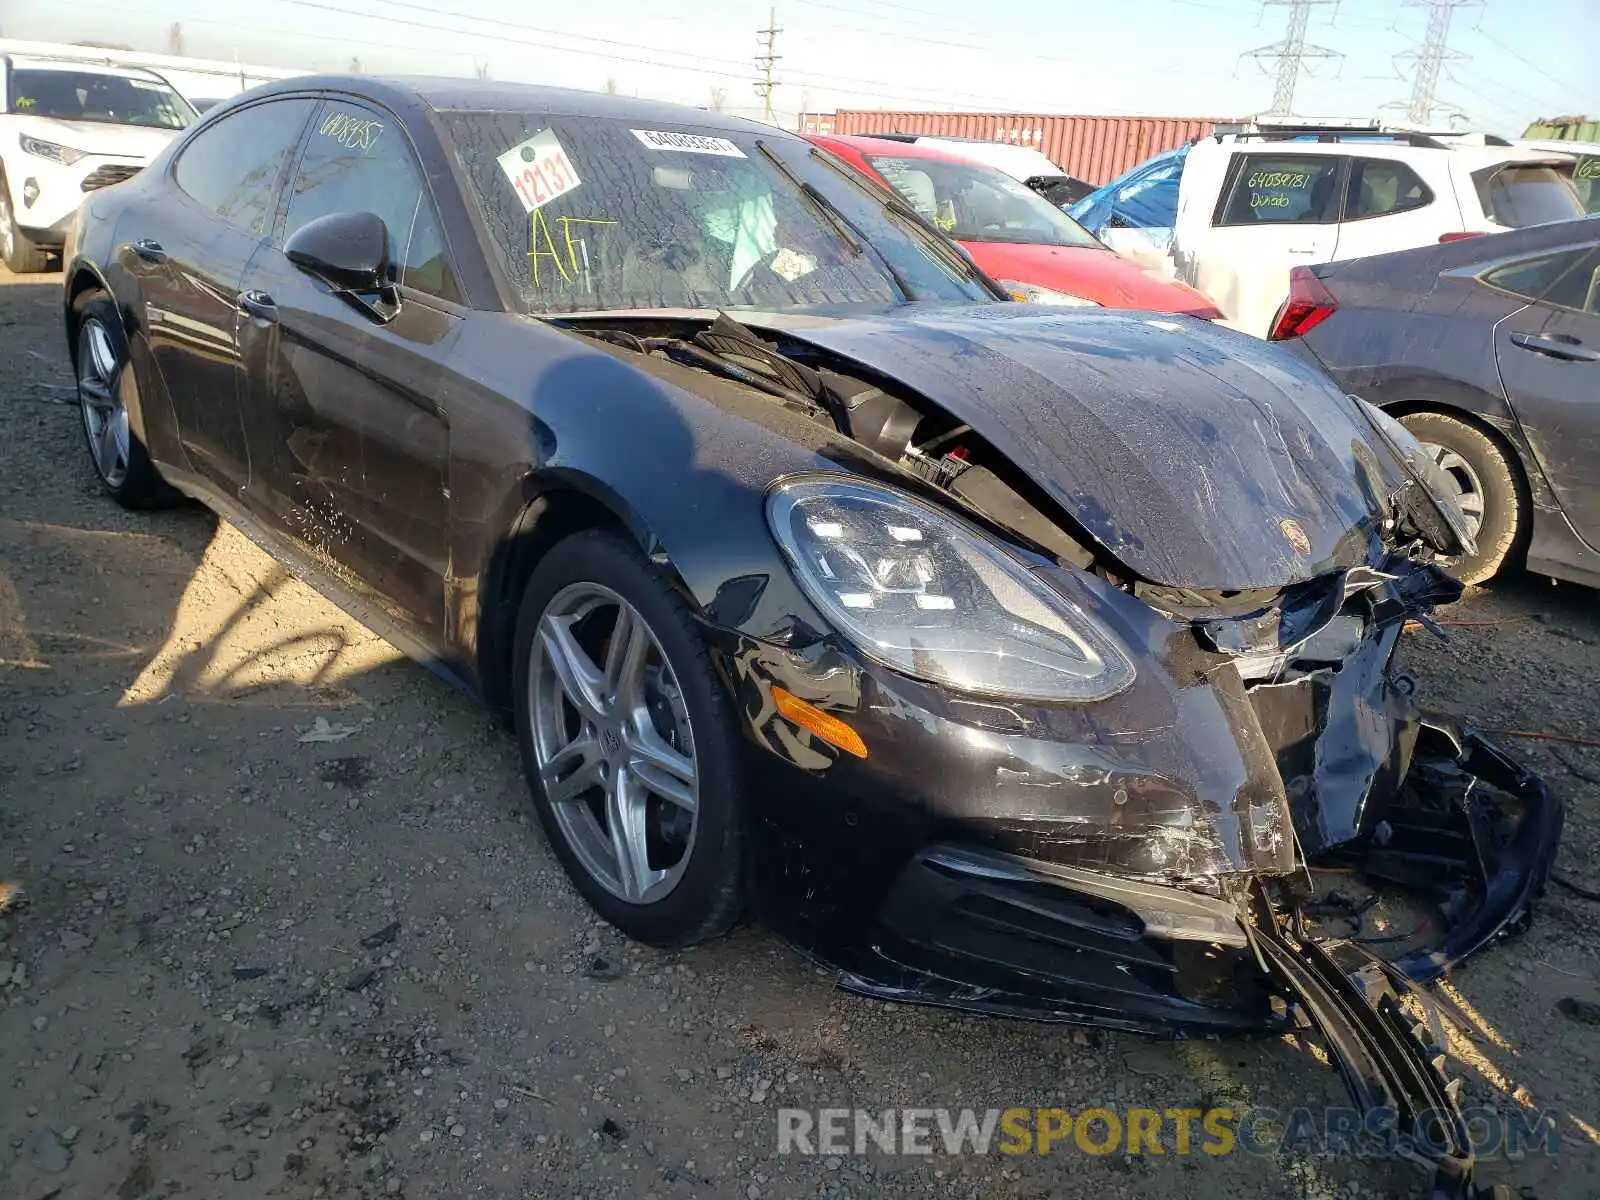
1401;0;1480;123
755;7;782;123
1242;0;1342;117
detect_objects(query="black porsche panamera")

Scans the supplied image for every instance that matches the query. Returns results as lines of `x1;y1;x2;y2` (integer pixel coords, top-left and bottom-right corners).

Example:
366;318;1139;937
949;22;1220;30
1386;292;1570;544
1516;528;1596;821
65;76;1559;1197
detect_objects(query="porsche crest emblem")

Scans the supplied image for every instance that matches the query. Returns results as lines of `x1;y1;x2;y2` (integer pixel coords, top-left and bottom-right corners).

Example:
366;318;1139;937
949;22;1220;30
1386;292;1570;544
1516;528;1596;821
1279;517;1312;556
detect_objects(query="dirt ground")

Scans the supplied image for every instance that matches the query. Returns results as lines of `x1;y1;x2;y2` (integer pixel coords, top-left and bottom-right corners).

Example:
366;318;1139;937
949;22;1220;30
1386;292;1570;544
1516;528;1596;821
1;264;1596;1200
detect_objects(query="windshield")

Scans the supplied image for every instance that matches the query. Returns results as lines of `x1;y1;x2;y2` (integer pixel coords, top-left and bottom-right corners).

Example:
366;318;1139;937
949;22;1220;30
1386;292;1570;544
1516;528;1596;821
1474;163;1585;228
9;69;195;130
865;153;1102;248
441;112;996;314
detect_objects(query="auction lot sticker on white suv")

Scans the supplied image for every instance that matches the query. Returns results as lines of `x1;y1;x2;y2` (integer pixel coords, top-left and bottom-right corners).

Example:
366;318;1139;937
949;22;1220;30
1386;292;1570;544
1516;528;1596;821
630;129;747;158
497;129;582;213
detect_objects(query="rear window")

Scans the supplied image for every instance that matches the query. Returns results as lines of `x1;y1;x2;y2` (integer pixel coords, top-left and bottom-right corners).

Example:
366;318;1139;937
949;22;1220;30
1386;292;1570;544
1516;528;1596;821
1474;164;1584;228
1217;155;1343;225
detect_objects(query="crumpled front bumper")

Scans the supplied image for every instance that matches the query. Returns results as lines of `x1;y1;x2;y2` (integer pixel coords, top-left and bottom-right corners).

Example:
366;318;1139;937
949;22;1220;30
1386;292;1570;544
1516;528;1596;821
819;725;1559;1200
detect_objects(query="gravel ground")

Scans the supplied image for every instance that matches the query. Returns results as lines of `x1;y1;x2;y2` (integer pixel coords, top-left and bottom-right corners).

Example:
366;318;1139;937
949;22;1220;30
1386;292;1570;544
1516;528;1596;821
1;264;1597;1200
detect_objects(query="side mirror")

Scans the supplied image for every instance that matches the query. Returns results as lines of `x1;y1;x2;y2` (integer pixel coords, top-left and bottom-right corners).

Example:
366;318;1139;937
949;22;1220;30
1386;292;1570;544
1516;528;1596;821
285;211;390;293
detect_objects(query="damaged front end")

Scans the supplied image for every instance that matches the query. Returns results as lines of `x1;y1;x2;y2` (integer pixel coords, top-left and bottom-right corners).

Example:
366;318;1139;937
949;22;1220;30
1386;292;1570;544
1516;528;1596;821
568;308;1561;1199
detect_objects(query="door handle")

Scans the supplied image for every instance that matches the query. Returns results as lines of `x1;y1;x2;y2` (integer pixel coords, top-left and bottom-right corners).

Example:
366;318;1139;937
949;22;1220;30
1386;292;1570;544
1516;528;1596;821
130;238;167;264
236;290;278;321
1509;331;1600;363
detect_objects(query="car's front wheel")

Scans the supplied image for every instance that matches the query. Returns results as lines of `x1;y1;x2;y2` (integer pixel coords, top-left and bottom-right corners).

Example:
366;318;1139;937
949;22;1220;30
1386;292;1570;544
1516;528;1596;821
512;530;744;947
73;291;180;508
0;183;49;274
1399;410;1525;585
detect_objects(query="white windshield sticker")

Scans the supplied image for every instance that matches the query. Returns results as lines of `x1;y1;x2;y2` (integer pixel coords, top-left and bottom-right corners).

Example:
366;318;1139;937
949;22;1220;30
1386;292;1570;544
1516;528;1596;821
630;129;747;158
497;129;582;213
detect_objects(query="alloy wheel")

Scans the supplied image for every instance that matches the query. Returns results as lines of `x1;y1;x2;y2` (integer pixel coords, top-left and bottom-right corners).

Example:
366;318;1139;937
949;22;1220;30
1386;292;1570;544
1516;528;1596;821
78;317;131;488
528;582;699;904
1417;439;1486;543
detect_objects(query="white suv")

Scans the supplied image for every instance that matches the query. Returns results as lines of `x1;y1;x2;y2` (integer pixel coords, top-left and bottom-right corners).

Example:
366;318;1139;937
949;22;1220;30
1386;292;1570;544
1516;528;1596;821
1;55;197;272
1171;120;1586;337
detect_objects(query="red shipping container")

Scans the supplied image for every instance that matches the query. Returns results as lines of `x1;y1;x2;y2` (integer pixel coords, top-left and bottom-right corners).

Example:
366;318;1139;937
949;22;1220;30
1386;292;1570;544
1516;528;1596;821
798;110;1238;186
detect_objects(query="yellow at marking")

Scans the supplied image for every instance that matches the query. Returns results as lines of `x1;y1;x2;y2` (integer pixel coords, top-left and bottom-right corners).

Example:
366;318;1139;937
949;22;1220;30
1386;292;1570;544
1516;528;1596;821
528;210;619;285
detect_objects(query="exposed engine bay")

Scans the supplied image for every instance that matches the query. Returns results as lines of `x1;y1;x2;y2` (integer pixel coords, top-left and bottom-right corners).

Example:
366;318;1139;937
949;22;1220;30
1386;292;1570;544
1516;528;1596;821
565;310;1563;1200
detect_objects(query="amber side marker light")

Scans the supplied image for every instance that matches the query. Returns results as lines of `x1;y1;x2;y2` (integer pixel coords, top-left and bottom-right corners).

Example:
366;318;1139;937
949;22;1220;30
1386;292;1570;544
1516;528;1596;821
771;687;869;759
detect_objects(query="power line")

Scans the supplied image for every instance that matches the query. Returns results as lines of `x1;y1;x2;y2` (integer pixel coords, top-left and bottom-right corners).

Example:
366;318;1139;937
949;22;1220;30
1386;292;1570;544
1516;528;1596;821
262;0;1111;111
755;6;782;122
789;0;1252;72
52;0;485;69
1471;25;1598;111
1242;0;1342;116
120;0;1060;114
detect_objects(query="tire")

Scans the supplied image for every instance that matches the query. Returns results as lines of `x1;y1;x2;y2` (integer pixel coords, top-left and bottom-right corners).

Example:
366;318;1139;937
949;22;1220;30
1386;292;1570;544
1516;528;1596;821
0;179;50;273
1398;410;1525;585
512;530;744;948
72;291;182;509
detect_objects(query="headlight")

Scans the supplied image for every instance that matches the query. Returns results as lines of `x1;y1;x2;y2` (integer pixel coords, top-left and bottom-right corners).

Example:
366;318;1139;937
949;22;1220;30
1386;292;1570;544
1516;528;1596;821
766;477;1136;702
997;279;1101;306
20;135;86;166
1355;400;1478;558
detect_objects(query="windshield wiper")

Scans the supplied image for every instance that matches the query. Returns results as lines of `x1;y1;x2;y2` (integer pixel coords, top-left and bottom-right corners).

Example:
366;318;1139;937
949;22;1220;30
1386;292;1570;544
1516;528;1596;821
754;139;914;302
808;147;1011;300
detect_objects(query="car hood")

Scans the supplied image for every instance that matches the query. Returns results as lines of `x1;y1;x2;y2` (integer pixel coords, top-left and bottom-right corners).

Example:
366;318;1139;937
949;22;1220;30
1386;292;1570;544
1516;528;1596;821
756;304;1400;592
960;241;1220;318
11;116;177;160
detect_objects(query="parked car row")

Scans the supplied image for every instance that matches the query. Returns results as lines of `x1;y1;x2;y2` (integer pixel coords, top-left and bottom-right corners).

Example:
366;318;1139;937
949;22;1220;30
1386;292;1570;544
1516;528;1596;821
1069;119;1591;336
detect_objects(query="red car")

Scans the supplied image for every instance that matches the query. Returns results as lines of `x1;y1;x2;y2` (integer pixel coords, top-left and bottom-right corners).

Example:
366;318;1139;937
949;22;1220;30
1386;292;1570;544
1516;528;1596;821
806;133;1221;319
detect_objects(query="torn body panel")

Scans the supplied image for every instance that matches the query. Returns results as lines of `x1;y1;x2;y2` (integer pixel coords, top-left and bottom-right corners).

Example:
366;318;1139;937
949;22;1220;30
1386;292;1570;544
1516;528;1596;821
710;529;1553;1200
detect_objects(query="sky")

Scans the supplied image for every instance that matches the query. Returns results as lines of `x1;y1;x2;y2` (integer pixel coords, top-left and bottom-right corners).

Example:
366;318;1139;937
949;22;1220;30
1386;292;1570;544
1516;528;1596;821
3;0;1596;136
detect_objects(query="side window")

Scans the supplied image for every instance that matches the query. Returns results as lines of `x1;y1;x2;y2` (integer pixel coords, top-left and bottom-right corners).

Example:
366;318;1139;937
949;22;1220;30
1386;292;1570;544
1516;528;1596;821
1217;154;1343;226
1345;158;1433;220
1483;248;1600;314
173;99;317;235
283;101;459;302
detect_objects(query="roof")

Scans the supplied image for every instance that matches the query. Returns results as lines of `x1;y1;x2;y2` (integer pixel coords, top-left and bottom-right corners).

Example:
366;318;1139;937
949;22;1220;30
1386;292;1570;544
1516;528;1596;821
249;73;790;135
5;54;170;82
807;132;1010;167
1520;138;1600;156
1195;134;1573;169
